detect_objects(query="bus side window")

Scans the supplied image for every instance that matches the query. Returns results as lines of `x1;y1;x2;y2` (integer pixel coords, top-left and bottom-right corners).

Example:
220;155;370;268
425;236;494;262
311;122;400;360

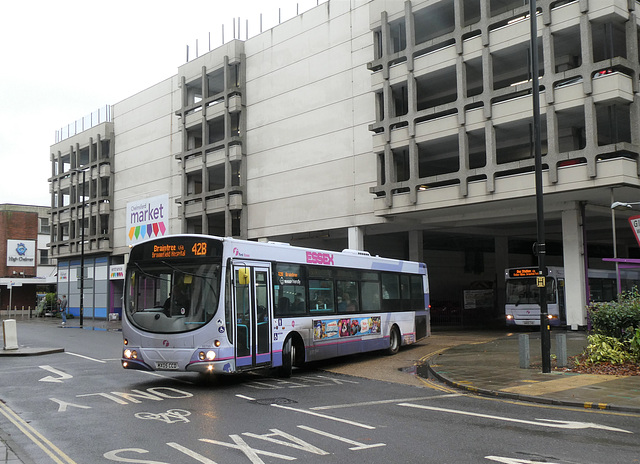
400;274;411;310
361;281;381;312
381;273;400;311
273;263;306;316
309;279;334;313
409;275;425;310
336;280;359;313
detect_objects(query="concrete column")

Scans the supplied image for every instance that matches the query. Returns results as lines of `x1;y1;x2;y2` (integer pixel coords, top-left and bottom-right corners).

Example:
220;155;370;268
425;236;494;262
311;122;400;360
494;236;508;322
348;227;364;251
562;204;587;329
408;230;424;263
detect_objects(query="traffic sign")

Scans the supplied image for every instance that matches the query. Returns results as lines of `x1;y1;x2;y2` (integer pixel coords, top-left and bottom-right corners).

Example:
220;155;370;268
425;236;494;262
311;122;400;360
628;215;640;248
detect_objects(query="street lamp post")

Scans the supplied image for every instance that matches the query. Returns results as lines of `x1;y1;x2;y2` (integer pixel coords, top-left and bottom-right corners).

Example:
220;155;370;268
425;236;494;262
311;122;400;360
530;0;551;373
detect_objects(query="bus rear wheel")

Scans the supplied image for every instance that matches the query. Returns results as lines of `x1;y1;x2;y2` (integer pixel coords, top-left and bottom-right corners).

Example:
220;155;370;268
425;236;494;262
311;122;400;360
278;337;295;378
386;326;401;355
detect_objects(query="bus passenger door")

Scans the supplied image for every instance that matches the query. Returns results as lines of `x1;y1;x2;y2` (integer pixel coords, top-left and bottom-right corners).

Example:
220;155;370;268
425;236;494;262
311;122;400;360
233;264;272;369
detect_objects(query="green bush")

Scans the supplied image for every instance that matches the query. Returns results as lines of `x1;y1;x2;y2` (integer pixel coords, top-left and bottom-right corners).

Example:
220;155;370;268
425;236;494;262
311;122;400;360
622;326;640;362
45;293;58;312
587;288;640;338
582;334;632;365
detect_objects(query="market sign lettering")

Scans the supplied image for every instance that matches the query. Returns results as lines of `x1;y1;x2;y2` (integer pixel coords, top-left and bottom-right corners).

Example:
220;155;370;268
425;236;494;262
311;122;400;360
126;194;169;245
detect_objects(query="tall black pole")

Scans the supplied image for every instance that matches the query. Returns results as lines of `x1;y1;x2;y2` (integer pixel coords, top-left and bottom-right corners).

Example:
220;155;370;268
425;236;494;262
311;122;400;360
530;0;551;373
80;169;85;327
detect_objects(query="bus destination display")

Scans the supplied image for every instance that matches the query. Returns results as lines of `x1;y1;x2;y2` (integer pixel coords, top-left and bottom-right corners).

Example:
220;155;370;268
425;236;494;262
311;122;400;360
150;243;207;259
137;237;219;261
509;268;540;277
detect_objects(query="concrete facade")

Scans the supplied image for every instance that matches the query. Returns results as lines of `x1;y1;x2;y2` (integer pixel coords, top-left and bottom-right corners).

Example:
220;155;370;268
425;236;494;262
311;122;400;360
48;0;640;328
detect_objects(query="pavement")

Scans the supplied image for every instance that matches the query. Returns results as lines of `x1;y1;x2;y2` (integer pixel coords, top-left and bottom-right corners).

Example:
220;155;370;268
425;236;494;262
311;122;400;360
422;330;640;413
1;319;639;463
0;316;123;464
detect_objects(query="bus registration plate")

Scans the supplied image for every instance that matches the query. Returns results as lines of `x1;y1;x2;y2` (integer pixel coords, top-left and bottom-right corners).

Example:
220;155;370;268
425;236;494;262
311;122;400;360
522;321;534;325
156;361;178;370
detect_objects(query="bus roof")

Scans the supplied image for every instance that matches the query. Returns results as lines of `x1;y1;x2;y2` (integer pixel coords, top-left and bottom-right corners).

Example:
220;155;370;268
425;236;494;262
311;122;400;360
130;234;427;275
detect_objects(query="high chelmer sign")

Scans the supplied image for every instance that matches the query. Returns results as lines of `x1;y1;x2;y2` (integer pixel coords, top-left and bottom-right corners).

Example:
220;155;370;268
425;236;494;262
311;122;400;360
126;194;169;245
6;239;36;267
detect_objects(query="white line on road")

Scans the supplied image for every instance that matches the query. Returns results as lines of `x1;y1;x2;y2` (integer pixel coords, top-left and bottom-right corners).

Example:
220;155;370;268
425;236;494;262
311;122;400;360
297;425;386;450
271;404;376;429
66;352;106;363
399;403;632;434
310;394;461;410
137;371;195;384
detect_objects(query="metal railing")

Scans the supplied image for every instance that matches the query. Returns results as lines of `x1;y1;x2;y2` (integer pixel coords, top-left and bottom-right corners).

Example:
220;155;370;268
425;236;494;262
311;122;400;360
55;105;112;143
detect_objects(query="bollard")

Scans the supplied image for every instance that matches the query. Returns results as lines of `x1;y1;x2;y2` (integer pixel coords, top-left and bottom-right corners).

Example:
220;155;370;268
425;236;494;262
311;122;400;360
519;333;530;369
2;319;19;350
556;333;567;368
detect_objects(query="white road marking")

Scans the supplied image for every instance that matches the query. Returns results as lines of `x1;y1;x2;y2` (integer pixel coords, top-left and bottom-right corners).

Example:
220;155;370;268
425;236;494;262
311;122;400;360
486;457;562;464
298;425;386;450
271;404;376;429
310;394;461;410
399;403;632;434
38;365;72;383
66;352;106;363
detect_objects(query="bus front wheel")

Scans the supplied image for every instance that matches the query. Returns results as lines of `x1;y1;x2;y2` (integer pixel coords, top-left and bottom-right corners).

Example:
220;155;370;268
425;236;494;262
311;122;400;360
386;326;401;355
278;337;295;378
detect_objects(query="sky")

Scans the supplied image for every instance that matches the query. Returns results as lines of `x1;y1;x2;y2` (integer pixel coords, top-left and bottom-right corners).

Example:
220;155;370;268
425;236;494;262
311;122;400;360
0;0;326;206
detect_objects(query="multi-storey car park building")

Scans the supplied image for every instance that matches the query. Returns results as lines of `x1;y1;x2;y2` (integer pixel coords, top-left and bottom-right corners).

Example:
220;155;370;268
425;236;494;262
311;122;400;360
49;0;640;329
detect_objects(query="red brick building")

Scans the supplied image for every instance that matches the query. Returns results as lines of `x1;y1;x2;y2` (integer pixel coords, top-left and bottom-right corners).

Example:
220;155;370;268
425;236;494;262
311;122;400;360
0;204;56;312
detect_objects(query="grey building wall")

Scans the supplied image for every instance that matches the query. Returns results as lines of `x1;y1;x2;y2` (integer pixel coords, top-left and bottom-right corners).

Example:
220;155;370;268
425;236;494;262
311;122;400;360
48;0;640;327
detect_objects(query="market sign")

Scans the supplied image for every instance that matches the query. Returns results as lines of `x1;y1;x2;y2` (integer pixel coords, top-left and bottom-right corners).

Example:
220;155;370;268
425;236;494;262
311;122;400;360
126;194;169;245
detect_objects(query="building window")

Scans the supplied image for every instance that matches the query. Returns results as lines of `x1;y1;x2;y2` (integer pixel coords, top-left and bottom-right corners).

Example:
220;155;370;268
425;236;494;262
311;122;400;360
391;83;408;117
231;211;241;237
389;18;406;54
39;249;49;265
208;212;225;236
186;217;203;234
39;217;50;235
208;164;225;191
393;148;410;182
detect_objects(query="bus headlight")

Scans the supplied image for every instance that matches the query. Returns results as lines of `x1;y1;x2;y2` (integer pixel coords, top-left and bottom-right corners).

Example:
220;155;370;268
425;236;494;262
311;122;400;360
199;351;216;361
214;340;221;347
548;314;556;320
123;338;129;346
506;315;514;320
124;349;138;359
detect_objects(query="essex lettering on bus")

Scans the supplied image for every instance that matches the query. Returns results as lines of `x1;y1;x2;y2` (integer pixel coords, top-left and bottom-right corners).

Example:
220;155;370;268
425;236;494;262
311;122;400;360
306;251;335;266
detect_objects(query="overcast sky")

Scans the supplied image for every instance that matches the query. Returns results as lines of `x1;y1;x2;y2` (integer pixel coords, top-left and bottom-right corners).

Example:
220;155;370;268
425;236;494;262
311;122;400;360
0;0;327;207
